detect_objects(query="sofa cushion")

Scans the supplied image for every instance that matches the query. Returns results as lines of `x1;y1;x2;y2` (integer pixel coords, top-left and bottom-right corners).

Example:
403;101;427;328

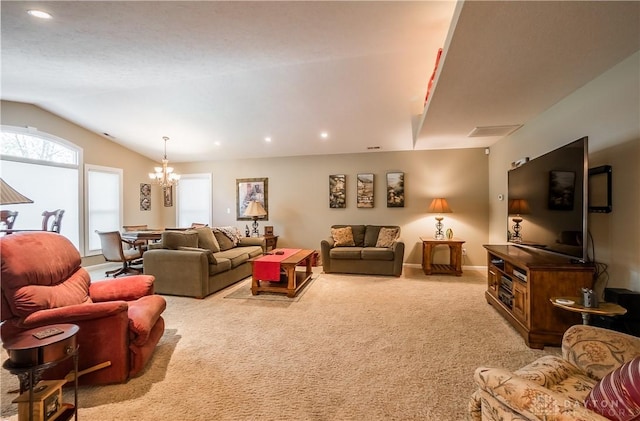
331;227;355;246
161;231;198;250
364;226;382;247
193;227;220;253
177;246;217;265
213;230;235;251
376;227;400;248
361;248;395;261
215;248;250;267
209;258;232;274
584;356;640;421
330;247;363;260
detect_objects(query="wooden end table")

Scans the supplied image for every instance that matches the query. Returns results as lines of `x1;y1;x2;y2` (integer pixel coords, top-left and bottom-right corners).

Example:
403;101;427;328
420;237;465;276
250;249;314;298
550;297;627;325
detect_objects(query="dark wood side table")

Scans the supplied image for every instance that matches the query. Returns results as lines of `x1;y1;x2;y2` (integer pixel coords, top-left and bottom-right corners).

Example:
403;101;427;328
420;237;465;276
3;324;79;421
263;235;278;252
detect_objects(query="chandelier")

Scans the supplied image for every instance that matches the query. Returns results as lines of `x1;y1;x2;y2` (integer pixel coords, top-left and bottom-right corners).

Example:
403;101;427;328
148;136;180;187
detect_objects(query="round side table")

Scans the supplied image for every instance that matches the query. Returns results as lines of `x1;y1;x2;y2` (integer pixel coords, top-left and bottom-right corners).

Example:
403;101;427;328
3;324;79;421
550;297;627;325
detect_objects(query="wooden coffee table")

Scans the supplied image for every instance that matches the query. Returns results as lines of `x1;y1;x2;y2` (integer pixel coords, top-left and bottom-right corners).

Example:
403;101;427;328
251;249;315;298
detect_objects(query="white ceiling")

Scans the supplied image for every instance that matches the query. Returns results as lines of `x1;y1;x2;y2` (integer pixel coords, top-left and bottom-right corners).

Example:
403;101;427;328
2;1;639;163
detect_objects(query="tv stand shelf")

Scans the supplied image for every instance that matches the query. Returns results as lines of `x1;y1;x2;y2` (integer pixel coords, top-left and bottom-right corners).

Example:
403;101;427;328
484;245;595;349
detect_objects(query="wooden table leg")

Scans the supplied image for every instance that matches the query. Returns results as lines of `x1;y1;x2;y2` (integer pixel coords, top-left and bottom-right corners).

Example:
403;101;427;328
251;275;259;295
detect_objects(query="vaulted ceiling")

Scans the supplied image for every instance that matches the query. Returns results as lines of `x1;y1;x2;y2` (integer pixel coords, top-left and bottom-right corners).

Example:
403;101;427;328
2;1;639;163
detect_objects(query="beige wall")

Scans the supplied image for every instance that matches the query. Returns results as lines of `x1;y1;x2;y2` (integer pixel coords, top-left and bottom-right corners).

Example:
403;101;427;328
175;148;489;266
1;100;166;265
488;52;640;291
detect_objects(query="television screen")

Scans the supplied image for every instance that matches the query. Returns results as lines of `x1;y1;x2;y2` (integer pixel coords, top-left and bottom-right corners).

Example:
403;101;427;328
507;137;588;262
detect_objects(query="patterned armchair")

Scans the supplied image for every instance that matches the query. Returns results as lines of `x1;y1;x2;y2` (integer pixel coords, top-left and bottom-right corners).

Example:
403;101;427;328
469;325;640;421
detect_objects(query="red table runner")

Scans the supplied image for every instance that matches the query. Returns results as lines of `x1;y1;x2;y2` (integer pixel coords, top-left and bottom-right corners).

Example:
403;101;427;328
253;248;302;281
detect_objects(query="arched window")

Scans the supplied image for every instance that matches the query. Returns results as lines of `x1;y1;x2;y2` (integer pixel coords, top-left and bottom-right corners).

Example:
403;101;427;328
0;126;81;249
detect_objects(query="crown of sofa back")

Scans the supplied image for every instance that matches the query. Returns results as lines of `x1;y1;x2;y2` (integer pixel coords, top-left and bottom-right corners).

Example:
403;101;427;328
0;232;88;321
330;225;401;247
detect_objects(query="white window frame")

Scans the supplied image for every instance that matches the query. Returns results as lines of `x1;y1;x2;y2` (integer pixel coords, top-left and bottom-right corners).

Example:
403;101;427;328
1;125;84;251
84;164;123;256
176;173;212;227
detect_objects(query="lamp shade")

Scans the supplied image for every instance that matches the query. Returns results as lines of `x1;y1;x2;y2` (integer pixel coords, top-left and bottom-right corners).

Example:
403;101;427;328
427;198;452;214
508;199;530;215
0;178;34;205
243;201;267;218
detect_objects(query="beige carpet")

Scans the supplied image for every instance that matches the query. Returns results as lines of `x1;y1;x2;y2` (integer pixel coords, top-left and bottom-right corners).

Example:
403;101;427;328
1;267;558;420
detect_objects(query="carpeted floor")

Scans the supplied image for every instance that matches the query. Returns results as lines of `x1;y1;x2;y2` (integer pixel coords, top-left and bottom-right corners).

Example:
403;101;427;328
1;266;558;420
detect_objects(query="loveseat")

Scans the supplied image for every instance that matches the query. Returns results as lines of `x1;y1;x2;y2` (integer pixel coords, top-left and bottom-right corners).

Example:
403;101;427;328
320;225;404;277
143;227;264;298
469;324;640;421
0;232;166;385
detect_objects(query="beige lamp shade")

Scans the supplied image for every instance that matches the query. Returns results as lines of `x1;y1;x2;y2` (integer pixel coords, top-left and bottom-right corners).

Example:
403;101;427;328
243;201;267;218
508;199;530;215
0;178;34;205
427;198;452;214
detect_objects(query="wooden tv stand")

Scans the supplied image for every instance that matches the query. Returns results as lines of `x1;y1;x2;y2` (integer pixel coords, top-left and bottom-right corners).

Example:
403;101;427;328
484;245;595;349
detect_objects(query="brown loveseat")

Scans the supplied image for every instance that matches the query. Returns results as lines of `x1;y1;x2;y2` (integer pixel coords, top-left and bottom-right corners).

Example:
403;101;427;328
320;224;404;277
143;227;264;298
469;324;640;420
0;232;166;385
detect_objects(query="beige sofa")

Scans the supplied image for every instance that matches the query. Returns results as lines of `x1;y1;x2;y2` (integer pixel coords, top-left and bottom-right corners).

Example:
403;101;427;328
320;224;404;277
143;227;264;298
469;324;640;420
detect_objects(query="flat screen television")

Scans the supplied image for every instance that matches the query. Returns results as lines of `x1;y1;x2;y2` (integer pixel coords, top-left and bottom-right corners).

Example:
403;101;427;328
507;136;588;262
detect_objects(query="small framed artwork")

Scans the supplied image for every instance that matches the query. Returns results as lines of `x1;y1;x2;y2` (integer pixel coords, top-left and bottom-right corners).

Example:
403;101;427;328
386;172;404;207
329;174;346;208
140;183;151;211
548;170;575;210
163;186;173;207
237;177;268;220
357;173;374;208
264;226;274;236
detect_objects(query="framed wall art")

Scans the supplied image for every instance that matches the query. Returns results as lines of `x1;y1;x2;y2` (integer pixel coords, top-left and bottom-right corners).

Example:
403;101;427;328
386;172;404;207
329;174;346;208
357;173;374;208
163;185;173;207
140;183;151;211
236;177;268;220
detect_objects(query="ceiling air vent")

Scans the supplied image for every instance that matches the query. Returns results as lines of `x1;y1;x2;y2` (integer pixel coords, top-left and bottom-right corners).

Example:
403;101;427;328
468;125;522;138
367;146;381;150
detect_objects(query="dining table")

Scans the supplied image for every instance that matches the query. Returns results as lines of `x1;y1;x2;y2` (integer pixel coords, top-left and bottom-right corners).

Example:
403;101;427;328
121;230;164;242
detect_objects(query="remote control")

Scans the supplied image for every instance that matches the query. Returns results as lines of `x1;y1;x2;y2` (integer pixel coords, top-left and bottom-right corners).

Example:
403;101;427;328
33;327;64;340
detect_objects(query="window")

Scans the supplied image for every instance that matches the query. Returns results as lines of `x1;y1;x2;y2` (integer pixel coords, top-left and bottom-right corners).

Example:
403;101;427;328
85;165;123;255
177;174;212;227
0;127;81;249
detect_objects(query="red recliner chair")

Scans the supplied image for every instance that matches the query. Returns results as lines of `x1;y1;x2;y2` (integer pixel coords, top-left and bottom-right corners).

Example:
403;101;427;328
0;232;166;385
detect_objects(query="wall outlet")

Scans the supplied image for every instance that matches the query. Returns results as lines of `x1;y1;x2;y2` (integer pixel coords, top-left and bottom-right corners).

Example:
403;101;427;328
462;248;467;256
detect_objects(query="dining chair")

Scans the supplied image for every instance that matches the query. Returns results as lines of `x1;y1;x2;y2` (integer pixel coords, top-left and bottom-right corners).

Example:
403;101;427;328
0;210;18;230
190;223;209;228
95;230;144;277
42;209;65;233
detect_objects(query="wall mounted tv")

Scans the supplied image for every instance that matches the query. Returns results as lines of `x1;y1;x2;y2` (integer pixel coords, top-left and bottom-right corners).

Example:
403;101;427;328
507;136;588;262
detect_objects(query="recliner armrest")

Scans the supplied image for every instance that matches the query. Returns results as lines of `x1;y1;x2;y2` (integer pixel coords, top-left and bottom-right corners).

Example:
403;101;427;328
90;275;155;302
19;301;129;328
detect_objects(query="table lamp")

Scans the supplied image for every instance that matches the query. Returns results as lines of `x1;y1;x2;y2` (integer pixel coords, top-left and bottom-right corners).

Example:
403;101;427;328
508;199;530;243
427;198;452;240
243;201;267;237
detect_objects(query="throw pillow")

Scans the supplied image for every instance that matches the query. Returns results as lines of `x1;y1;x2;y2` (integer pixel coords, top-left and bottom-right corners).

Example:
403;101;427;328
584;356;640;421
331;226;355;247
213;230;235;251
193;227;220;253
213;226;242;246
161;231;198;250
376;227;399;248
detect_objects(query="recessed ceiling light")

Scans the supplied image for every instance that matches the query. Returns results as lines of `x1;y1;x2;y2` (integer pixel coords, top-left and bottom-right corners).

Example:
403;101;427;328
320;132;329;139
264;137;272;142
27;9;52;19
214;141;221;146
